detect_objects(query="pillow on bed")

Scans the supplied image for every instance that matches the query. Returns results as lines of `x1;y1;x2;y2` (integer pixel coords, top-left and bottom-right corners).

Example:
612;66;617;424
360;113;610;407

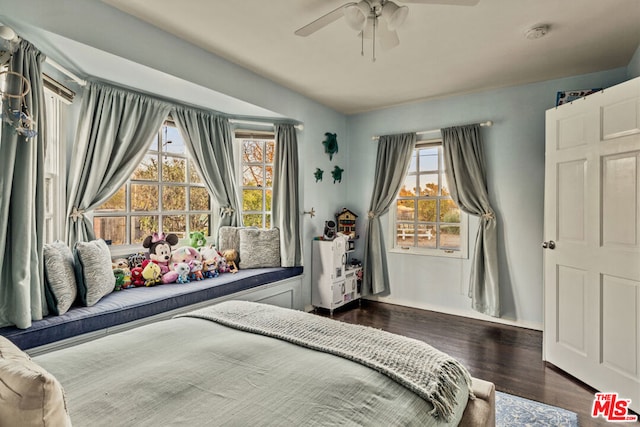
74;239;115;306
238;228;281;269
43;241;77;315
0;336;72;427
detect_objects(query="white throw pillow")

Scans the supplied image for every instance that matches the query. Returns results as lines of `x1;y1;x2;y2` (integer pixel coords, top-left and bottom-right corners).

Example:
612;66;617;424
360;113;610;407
238;228;281;269
74;239;115;306
43;241;77;315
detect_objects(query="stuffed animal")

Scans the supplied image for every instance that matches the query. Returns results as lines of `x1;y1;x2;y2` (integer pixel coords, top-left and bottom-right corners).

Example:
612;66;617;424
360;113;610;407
189;259;204;281
189;231;207;249
197;244;219;262
173;262;191;284
143;232;180;284
127;252;147;269
222;249;239;274
130;266;145;287
170;246;201;268
112;258;132;288
113;268;125;291
202;259;219;278
142;260;162;287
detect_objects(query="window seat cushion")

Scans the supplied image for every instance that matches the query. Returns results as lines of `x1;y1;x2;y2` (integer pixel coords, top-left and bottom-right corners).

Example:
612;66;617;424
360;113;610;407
0;267;303;351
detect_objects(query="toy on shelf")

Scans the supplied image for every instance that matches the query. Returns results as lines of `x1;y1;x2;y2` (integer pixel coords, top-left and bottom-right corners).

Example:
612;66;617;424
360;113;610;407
335;207;358;239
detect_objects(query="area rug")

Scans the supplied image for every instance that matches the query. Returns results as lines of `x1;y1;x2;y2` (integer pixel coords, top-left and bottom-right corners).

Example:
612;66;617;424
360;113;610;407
496;391;579;426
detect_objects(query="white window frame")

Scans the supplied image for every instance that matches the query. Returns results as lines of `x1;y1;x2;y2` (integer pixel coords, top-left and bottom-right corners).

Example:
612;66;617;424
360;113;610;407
235;130;275;229
43;88;68;244
388;138;468;259
93;120;216;255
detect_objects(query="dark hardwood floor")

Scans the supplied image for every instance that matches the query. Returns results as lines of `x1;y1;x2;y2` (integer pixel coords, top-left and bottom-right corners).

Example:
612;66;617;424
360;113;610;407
318;300;639;427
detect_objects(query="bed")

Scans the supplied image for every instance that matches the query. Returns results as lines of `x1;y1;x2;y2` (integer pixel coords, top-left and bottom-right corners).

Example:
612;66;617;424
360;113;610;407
0;301;495;426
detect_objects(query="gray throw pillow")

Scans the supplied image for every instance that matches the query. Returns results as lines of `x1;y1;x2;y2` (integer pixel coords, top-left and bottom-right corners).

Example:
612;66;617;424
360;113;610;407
74;239;115;306
218;226;241;254
238;228;281;269
43;241;77;315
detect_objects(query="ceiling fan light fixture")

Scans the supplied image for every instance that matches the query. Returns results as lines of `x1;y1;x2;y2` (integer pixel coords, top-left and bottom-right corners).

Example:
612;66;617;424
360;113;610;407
381;2;408;31
344;1;370;31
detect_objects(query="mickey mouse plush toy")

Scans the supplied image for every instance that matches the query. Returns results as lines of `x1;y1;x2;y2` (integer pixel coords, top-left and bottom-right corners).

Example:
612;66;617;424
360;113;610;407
143;232;180;284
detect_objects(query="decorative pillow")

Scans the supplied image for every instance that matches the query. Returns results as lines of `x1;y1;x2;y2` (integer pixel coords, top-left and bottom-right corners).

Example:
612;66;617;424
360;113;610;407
74;239;115;306
218;226;242;254
43;241;77;315
238;228;281;269
0;336;72;427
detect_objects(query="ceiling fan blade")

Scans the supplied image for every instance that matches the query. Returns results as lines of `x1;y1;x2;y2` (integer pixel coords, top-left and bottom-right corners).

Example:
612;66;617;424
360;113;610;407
398;0;479;5
294;2;357;36
379;20;400;50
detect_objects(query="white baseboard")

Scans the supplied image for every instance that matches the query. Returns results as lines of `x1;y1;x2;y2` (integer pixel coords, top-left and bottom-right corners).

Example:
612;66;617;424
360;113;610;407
365;296;543;331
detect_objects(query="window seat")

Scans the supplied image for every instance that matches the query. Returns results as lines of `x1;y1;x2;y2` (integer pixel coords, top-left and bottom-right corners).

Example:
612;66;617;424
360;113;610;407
0;267;303;355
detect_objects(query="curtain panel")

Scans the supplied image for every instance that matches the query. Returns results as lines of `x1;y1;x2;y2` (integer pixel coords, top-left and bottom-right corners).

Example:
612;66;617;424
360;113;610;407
0;40;47;328
272;123;302;266
442;124;500;317
362;132;416;296
65;82;172;247
172;107;241;236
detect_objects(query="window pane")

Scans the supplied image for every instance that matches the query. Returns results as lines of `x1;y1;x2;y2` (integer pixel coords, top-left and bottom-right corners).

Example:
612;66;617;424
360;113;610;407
418;147;438;171
96;185;126;211
243;165;264;186
440;199;460;223
396;223;415;246
417;199;437;222
243;189;263;211
440;225;461;249
265;189;272;211
442;173;453;197
243;213;263;227
407;152;417;173
419;174;439;196
93;217;126;245
131;216;159;243
162;186;186;211
162;157;186;183
265;166;273;187
396;200;415;221
416;224;436;249
190;214;210;234
265;214;271;229
266;141;275;163
163;126;185;155
242;140;263;163
163;215;186;238
149;133;158;151
132;154;158;181
189;187;210;211
189;162;202;184
399;175;417;197
131;184;159;211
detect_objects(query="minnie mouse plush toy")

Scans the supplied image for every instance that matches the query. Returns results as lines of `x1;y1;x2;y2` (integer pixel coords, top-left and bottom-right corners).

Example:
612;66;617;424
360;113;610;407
143;232;180;284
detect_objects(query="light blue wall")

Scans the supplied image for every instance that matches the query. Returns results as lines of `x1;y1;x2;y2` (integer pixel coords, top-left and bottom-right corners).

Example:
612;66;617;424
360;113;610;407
345;67;629;328
628;44;640;79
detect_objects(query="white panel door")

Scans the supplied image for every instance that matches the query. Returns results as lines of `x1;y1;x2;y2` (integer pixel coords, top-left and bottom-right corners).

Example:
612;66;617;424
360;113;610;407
544;77;640;413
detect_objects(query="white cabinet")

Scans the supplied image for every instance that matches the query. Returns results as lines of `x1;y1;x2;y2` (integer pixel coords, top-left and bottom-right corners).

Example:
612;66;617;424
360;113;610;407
311;237;361;314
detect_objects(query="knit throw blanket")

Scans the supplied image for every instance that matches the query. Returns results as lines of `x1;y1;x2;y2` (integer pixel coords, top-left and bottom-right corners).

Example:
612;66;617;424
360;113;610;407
178;301;473;421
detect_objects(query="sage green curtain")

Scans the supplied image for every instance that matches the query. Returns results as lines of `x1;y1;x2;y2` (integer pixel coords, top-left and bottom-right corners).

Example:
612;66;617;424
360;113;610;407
0;40;47;328
442;124;499;317
362;133;416;296
172;108;241;233
272;124;302;266
66;83;171;247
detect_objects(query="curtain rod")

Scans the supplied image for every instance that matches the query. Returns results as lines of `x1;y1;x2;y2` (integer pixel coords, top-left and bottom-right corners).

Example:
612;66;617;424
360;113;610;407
44;58;87;87
229;118;304;131
371;120;493;141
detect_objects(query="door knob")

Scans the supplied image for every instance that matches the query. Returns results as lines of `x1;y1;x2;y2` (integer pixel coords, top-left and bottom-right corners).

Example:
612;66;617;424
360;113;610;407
542;240;556;249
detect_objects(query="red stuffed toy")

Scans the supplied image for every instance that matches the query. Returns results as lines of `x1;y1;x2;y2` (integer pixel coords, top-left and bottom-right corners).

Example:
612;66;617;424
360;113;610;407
130;267;145;287
143;232;180;284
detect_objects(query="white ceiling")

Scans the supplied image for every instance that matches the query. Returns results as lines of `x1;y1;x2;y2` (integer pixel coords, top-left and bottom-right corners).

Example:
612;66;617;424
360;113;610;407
99;0;640;114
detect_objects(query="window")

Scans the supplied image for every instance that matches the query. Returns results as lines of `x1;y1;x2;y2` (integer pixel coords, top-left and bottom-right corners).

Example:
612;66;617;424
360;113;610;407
43;88;68;243
236;131;274;228
391;141;468;258
93;121;213;245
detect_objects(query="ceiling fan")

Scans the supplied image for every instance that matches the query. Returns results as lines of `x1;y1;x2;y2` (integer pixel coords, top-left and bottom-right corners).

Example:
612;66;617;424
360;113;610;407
295;0;480;61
